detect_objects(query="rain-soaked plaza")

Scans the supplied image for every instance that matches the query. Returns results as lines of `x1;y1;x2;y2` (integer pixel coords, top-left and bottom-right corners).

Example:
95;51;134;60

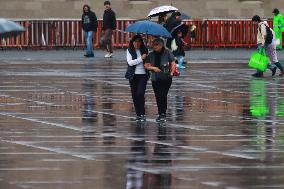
0;50;284;189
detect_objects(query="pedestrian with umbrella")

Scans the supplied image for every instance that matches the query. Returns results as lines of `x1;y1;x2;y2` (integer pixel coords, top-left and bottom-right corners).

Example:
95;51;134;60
144;38;176;122
125;35;149;122
125;21;176;122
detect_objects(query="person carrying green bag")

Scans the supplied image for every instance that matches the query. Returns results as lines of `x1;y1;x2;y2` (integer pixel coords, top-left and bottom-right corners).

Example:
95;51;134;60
248;47;269;72
251;15;284;77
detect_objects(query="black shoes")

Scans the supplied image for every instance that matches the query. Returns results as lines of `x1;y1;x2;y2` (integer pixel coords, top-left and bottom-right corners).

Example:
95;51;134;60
271;67;277;76
156;114;166;122
84;54;94;58
135;115;146;122
252;72;264;77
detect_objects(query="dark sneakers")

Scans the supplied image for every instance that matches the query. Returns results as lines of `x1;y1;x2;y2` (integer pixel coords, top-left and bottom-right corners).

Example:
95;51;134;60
156;114;166;122
135;115;146;122
84;54;94;58
271;67;277;76
252;72;264;77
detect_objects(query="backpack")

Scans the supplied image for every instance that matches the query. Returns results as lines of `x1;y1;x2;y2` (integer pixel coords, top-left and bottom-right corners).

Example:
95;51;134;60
259;23;273;45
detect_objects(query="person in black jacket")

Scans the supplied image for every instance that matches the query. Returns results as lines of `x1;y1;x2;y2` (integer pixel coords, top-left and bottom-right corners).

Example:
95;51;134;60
102;1;116;58
82;4;98;57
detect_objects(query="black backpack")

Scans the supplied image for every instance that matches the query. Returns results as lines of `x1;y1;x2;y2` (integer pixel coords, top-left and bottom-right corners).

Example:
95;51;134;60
259;23;273;45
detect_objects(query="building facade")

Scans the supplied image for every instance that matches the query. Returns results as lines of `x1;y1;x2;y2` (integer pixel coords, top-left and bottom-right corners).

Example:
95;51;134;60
0;0;283;19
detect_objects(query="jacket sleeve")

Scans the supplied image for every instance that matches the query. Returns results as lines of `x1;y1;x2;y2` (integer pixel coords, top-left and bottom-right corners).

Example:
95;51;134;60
127;50;143;66
91;12;98;32
102;13;105;31
280;15;284;31
112;11;117;30
81;15;85;31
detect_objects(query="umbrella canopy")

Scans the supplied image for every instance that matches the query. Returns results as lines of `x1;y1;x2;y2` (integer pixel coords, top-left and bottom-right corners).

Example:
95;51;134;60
125;20;172;38
171;23;189;38
148;5;178;17
0;18;25;38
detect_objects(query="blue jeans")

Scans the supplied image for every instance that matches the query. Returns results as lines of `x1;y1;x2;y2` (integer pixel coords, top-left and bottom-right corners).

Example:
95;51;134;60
84;31;94;55
177;56;184;65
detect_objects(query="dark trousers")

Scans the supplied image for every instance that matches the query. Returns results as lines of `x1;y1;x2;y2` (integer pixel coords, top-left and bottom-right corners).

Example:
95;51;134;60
104;29;113;53
129;74;148;116
152;78;172;115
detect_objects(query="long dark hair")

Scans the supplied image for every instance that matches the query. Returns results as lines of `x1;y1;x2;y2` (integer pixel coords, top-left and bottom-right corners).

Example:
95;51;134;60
83;4;90;12
128;35;148;59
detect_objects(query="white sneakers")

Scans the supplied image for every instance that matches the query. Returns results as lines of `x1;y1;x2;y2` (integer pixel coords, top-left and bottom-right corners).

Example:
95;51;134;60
104;53;113;58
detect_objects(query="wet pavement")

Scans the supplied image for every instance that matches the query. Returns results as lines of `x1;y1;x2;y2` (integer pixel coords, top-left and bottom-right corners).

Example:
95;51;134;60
0;50;284;189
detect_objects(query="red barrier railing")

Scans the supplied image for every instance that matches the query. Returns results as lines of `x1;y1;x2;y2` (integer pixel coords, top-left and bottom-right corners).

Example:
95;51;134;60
0;19;279;49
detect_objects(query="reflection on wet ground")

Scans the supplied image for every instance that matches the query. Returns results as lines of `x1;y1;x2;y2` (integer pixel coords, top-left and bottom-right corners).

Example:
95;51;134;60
0;58;284;189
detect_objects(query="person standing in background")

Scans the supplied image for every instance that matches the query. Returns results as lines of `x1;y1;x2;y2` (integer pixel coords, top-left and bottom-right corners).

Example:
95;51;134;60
102;1;116;58
273;8;284;50
82;4;98;58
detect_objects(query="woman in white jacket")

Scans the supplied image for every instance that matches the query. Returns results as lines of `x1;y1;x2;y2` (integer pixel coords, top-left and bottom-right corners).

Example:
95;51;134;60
126;35;148;122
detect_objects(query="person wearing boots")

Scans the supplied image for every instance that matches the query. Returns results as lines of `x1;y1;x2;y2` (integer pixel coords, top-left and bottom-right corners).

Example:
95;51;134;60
251;15;284;77
81;4;98;57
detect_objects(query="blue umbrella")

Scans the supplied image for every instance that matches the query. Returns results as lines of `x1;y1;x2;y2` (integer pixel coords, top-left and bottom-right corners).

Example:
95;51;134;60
0;18;25;38
125;20;172;38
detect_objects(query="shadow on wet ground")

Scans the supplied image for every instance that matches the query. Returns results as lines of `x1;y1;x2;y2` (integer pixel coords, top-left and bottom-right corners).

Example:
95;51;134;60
0;55;284;189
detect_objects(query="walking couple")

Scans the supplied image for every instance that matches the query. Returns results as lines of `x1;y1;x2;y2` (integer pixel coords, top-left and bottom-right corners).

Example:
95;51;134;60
126;35;177;123
81;1;116;58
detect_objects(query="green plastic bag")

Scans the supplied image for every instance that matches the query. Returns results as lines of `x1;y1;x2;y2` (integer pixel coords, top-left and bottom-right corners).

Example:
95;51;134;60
248;48;269;72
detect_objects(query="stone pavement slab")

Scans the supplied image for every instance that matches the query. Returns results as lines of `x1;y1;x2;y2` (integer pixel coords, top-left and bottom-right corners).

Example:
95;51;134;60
0;53;284;189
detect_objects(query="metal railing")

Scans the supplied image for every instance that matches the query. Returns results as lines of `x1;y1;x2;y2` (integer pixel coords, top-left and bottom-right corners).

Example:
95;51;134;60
0;19;278;49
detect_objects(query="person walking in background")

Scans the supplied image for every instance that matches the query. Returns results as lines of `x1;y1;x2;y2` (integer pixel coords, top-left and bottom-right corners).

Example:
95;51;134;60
126;35;149;122
273;9;284;50
171;30;186;69
81;4;98;58
102;1;116;58
164;11;182;32
144;38;176;122
251;15;284;77
158;14;167;26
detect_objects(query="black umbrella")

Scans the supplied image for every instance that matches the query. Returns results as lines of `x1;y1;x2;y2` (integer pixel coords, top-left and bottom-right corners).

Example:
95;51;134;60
0;18;25;38
170;23;189;38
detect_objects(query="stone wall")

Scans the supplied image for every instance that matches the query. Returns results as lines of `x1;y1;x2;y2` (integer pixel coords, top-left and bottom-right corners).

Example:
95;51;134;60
0;0;284;19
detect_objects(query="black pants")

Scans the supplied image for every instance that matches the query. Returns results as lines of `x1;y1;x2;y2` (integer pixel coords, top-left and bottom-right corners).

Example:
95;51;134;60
152;78;172;115
129;74;148;116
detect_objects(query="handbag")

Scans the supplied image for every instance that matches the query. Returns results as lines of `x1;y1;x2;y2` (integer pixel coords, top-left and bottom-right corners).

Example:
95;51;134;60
171;39;178;51
172;63;180;76
248;48;269;72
